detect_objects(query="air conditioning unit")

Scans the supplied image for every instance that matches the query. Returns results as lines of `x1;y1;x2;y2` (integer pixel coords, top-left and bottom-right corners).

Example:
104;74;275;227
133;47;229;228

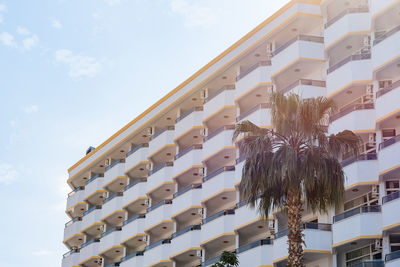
200;128;206;136
105;158;112;167
379;80;392;89
366;85;374;95
198;168;205;176
146;163;152;170
146;127;153;136
142;235;148;242
372;185;379;198
197;208;204;216
268;220;275;232
266;43;273;58
368;133;376;143
196;250;202;258
375;239;382;249
200;90;208;99
144;199;150;206
97;258;102;265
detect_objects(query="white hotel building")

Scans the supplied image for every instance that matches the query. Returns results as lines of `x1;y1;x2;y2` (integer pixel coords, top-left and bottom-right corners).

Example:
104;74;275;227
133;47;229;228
62;0;400;266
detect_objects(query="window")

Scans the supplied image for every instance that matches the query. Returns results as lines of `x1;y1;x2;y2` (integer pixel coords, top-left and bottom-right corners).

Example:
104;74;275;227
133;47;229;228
385;180;400;196
344;189;379;211
345;243;382;266
390;235;400;252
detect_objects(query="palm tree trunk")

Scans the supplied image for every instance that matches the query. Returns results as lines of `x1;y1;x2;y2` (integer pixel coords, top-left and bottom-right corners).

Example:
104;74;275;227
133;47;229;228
287;188;304;267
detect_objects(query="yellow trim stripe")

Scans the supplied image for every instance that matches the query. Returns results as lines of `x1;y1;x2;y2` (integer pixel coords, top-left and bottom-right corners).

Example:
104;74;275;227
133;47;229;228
200;233;236;246
173;126;204;142
101;210;125;222
146;181;175;195
124;160;149;175
201;146;236;163
147;144;176;160
81;222;104;234
67;7;322;177
372;0;400;19
234;82;272;102
169;247;202;259
202;105;237;124
272;250;331;263
379;163;400;176
327;80;372;98
102;176;127;190
144;220;174;233
122;196;148;209
171;205;203;219
376;108;400;123
332;235;382;248
63;233;84;244
383;222;400;231
120;233;146;244
201;189;236;203
234;217;273;232
271;58;325;78
99;245;123;256
345;181;378;191
172;165;203;180
325;31;371;51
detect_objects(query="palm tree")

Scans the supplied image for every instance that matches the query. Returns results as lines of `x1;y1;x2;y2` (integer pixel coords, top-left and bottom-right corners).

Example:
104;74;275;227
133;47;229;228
211;251;239;267
233;93;360;267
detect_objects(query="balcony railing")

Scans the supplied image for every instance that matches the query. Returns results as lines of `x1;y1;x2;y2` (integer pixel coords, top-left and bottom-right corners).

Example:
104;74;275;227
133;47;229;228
203;166;235;183
202;251;235;267
236;61;271;81
374;25;400;46
204;125;235;142
382;191;400;204
376;80;400;98
148;162;173;176
379;134;400;150
104;263;120;267
146;238;171;251
204;85;235;103
385;250;400;263
123;214;145;226
280;79;326;95
174;144;202;160
202;209;235;225
85;174;103;185
351;260;384;267
274;222;332;239
120;250;145;262
173;184;202;199
81;238;100;249
236;238;272;254
146;199;172;213
62;248;79;258
327;53;371;74
272;35;324;57
68;186;85;197
236;103;271;122
150;126;174;141
105;159;125;172
101;226;122;238
324;6;369;29
124;178;146;191
126;143;148;158
341;153;377;168
65;217;82;228
83;205;101;216
103;192;123;205
176;106;203;123
330;102;374;122
333;205;381;223
172;224;201;239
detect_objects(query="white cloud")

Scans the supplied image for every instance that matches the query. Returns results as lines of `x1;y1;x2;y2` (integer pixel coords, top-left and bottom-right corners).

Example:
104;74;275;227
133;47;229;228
51;19;62;29
17;26;30;35
0;163;18;184
0;32;15;46
22;34;39;50
55;49;102;79
170;0;216;28
32;250;55;256
23;105;39;114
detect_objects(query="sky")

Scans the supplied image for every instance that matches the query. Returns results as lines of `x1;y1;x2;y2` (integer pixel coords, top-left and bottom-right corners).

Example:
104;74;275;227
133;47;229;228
0;1;290;266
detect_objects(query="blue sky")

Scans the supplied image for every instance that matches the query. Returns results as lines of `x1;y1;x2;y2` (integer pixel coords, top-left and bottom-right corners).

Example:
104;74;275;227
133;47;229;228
0;1;289;266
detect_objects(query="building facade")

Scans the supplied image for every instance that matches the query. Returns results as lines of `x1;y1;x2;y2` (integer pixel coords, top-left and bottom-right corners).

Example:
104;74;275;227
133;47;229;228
62;0;400;266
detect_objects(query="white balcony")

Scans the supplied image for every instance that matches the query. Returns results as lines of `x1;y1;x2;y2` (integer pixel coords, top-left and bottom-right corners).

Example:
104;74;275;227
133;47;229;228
202;127;235;161
170;226;201;259
376;83;400;122
171;185;202;218
234;159;244;186
99;229;122;254
273;224;332;263
175;107;203;140
378;138;400;174
144;201;172;232
62;250;80;267
84;176;104;201
201;167;235;203
64;219;82;241
125;145;149;173
329;104;375;134
146;164;174;194
382;193;400;231
326;55;372;97
236;103;271;127
79;240;101;265
234;202;264;231
66;188;85;211
121;215;145;243
104;161;125;188
280;79;326;99
373;27;400;70
271;35;324;77
342;157;378;189
173;146;203;178
332;206;382;247
235;62;271;101
236;239;273;267
102;193;124;220
200;210;235;245
324;9;370;48
371;0;397;17
148;127;175;158
122;180;146;208
120;251;144;267
203;87;235;121
143;240;172;267
385;251;400;267
81;208;102;232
